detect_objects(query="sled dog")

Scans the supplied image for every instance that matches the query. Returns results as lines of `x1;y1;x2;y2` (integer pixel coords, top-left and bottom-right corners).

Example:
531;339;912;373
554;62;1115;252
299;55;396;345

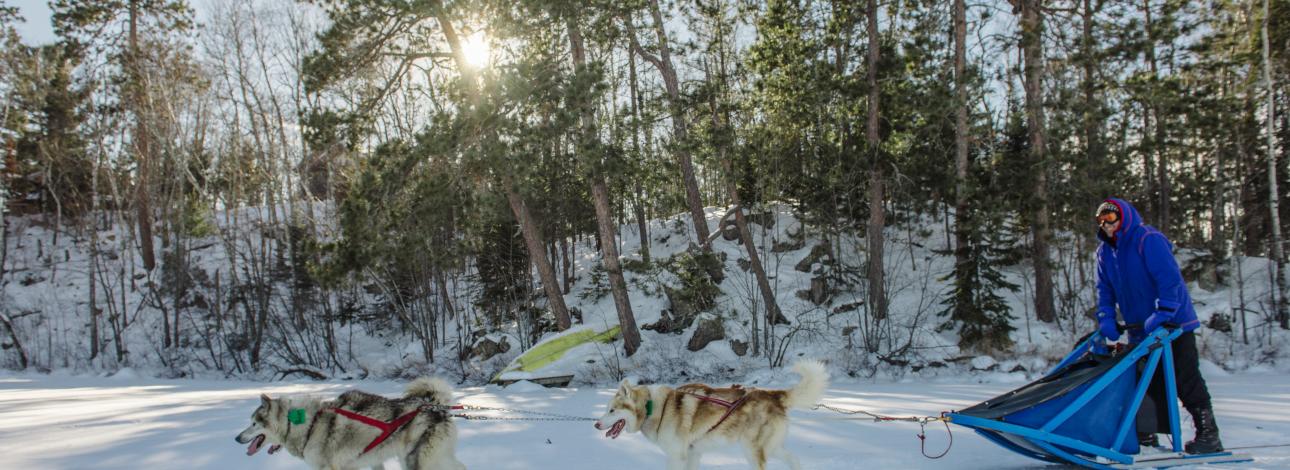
235;377;465;470
595;361;828;470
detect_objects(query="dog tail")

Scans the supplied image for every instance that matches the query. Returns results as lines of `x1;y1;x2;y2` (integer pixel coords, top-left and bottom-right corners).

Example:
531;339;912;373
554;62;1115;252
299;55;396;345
406;377;454;406
785;360;829;409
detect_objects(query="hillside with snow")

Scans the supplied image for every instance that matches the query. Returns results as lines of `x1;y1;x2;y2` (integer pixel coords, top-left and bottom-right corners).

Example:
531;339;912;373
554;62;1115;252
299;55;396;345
3;203;1288;385
4;205;1290;469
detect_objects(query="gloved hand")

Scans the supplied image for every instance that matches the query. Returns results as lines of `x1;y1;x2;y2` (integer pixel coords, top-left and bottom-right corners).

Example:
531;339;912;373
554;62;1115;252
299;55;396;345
1144;312;1172;334
1097;310;1120;342
1090;333;1110;355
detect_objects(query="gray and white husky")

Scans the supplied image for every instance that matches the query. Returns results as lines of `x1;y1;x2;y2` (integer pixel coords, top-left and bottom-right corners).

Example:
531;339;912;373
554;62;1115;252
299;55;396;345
235;377;465;470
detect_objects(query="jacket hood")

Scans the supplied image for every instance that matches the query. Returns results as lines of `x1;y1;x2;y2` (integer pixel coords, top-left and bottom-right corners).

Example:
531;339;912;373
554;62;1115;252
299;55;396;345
1096;197;1143;244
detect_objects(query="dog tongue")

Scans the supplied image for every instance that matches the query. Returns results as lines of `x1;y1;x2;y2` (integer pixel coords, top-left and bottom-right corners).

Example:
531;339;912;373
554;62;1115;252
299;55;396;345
606;420;626;439
246;434;265;456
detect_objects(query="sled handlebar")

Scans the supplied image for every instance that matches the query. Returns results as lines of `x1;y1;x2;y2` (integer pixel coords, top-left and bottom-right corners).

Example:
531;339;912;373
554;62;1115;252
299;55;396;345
1119;322;1181;332
1117;323;1142;332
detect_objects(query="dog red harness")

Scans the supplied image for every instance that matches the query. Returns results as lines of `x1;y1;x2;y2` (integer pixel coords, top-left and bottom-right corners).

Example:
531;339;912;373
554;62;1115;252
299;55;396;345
325;407;424;454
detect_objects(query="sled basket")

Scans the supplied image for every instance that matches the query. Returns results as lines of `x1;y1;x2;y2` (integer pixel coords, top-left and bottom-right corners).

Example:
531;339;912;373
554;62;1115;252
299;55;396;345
945;328;1252;469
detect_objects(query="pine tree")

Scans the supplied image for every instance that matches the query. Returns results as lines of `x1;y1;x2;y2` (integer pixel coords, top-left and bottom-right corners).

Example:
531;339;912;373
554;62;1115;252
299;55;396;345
1013;0;1057;324
557;0;642;355
9;44;93;218
942;98;1029;353
622;0;711;247
52;0;194;273
304;0;577;332
1261;0;1287;328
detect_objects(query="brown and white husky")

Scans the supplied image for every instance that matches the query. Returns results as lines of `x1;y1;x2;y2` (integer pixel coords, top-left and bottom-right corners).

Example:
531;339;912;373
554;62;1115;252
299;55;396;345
595;361;828;470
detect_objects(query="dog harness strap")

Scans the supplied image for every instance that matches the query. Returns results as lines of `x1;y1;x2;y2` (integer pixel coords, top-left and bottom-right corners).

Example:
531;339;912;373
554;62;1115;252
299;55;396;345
328;407;422;454
707;395;749;433
683;391;750;433
654;394;670;436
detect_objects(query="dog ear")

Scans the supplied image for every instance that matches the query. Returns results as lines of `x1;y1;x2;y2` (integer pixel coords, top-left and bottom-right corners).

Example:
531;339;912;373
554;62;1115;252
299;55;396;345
261;393;272;405
618;379;632;393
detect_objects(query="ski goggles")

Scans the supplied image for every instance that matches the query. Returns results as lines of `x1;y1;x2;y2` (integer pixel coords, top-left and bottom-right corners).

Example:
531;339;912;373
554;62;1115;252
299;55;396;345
1097;211;1120;226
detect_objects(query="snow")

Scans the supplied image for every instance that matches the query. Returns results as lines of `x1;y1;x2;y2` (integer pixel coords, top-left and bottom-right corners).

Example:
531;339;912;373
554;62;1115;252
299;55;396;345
4;202;1288;384
2;370;1289;469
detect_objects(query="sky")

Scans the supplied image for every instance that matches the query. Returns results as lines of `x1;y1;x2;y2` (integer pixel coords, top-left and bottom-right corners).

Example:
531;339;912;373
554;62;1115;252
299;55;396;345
8;0;55;46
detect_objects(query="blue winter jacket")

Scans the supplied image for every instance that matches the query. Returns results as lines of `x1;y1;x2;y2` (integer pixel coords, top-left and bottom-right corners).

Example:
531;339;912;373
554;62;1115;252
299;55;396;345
1095;198;1200;343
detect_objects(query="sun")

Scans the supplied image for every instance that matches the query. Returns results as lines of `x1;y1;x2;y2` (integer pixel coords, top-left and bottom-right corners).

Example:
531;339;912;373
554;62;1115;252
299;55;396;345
461;31;491;69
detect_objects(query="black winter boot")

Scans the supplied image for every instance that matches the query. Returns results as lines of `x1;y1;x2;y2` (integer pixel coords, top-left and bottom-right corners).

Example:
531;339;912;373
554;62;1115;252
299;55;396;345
1184;406;1224;454
1137;432;1159;448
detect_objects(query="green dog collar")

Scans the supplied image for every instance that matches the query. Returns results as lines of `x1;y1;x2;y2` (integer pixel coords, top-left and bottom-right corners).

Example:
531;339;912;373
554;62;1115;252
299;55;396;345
645;400;653;417
288;408;307;425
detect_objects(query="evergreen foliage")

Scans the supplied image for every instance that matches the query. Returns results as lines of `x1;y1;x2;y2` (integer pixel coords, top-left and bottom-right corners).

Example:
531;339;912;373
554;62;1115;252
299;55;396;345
1;0;1288;373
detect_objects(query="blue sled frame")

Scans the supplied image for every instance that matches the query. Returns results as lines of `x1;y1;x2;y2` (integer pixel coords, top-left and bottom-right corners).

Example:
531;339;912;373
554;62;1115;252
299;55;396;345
946;328;1252;469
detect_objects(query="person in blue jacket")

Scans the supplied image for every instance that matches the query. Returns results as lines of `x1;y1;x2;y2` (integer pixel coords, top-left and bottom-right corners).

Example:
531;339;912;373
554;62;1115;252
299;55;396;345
1094;198;1223;454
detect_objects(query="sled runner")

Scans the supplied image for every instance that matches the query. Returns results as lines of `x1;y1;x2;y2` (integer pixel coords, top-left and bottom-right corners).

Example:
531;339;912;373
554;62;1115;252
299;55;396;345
945;326;1252;469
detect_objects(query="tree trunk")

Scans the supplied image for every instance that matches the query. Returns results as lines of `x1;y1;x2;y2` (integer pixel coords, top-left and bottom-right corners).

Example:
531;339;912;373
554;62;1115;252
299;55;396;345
705;5;786;328
1143;0;1170;231
1263;0;1287;328
726;197;785;326
506;188;573;330
1081;0;1106;212
627;1;710;246
1020;0;1057;323
568;14;641;353
431;2;572;330
628;46;651;263
0;312;26;369
1;206;7;285
1142;108;1155;217
90;234;100;361
952;0;971;323
592;182;642;355
128;0;156;273
866;0;888;320
561;237;573;294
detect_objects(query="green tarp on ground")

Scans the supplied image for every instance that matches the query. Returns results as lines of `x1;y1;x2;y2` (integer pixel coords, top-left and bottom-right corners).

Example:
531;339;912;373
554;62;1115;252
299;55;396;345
494;325;620;381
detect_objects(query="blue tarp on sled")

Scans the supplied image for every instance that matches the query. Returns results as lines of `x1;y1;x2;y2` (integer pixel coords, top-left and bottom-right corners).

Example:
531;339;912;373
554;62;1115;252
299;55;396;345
946;327;1252;469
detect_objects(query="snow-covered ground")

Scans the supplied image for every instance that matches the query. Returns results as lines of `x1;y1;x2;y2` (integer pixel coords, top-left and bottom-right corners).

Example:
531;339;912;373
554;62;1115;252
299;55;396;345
3;370;1289;469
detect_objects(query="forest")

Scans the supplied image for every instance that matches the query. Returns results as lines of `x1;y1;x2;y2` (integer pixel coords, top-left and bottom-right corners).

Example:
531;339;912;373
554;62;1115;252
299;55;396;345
0;0;1286;382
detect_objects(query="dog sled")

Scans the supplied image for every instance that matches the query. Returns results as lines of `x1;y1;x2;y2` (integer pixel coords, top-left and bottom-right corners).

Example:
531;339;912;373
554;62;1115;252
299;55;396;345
945;326;1251;469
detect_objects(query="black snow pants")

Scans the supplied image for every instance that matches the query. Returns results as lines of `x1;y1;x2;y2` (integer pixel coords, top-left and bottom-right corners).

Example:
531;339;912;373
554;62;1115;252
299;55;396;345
1135;331;1213;434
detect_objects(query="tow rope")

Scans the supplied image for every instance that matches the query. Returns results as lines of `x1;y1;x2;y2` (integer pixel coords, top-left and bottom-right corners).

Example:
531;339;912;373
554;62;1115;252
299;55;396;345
812;403;953;459
1225;443;1290;451
322;403;595;455
433;404;598;422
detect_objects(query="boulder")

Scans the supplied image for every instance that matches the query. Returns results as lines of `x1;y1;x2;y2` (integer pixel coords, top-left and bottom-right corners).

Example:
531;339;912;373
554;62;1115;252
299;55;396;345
721;221;740;241
796;275;831;305
730;339;749;356
746;211;776;230
772;237;805;253
663;286;698;331
687;316;726;352
471;336;511;361
794;242;831;272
